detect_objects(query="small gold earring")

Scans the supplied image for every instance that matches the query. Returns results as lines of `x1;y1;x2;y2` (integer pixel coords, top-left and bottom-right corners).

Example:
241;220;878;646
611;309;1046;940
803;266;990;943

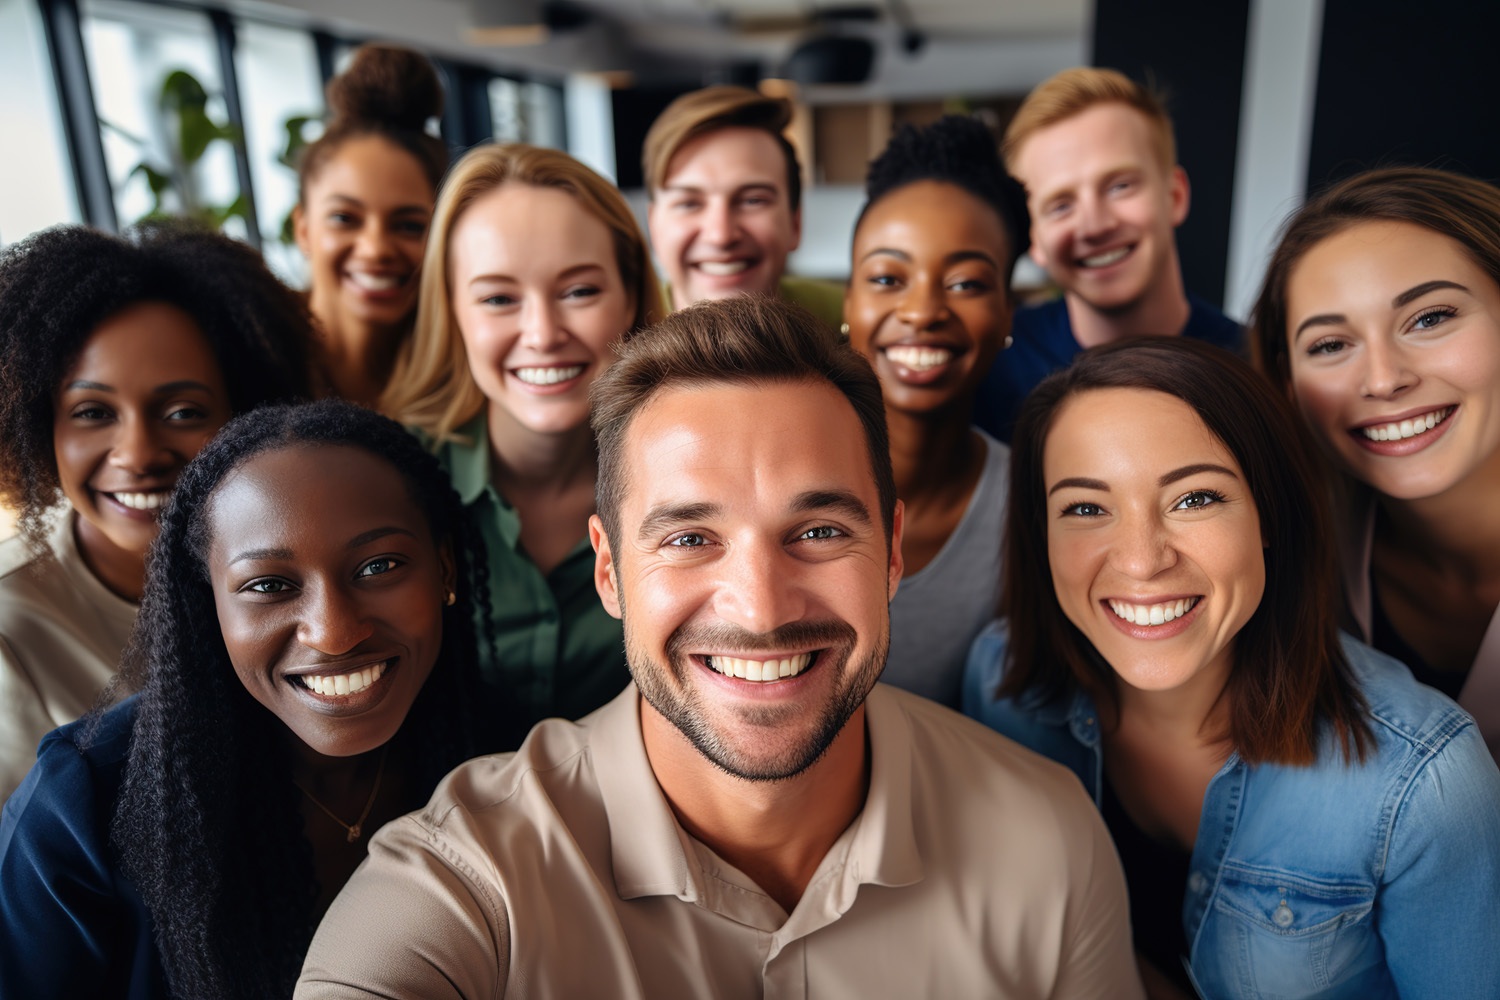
445;590;456;606
839;322;850;337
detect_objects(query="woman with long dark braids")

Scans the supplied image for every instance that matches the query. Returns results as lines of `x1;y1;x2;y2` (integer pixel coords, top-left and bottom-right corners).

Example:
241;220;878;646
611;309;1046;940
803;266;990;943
0;399;518;999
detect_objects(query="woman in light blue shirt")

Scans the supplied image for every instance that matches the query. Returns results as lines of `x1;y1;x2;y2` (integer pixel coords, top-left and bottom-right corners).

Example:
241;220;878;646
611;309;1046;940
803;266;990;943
963;337;1500;999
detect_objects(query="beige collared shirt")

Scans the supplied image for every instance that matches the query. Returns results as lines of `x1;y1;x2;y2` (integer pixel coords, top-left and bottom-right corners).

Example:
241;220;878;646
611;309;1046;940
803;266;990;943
297;683;1142;1000
0;512;137;804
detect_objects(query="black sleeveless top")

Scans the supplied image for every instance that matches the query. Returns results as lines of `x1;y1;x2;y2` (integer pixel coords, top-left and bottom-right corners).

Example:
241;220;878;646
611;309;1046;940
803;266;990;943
1100;779;1195;994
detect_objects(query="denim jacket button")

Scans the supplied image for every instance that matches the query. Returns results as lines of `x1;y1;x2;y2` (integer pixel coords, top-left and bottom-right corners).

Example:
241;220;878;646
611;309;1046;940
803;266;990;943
1273;902;1294;928
1187;871;1207;894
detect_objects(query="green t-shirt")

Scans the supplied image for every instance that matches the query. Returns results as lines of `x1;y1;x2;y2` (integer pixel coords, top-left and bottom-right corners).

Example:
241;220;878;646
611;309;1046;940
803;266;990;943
435;415;627;729
661;275;847;333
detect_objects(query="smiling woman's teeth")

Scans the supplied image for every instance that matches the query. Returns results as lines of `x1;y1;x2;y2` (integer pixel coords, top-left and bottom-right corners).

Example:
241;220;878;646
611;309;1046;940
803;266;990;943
1080;247;1131;268
885;345;954;371
1360;407;1451;441
348;272;404;291
707;652;812;681
110;491;168;511
1109;597;1198;626
514;365;585;386
301;661;387;696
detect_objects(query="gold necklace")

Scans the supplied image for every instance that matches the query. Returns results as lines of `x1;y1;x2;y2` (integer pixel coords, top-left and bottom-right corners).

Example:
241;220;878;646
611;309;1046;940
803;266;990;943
294;743;390;843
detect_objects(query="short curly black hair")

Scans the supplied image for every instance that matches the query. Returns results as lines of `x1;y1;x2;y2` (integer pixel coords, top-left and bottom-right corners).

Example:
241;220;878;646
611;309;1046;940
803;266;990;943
0;222;312;550
855;114;1030;271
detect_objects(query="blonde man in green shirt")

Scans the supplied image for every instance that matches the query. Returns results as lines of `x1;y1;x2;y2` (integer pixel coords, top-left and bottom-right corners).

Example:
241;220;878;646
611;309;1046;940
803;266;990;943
643;85;844;330
380;143;665;727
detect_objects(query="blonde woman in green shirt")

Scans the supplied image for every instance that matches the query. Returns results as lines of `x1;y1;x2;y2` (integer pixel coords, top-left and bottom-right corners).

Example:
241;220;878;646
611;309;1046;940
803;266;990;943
382;144;665;727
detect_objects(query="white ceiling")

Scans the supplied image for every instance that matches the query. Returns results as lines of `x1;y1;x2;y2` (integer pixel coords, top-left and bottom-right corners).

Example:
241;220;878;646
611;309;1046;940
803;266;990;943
239;0;1090;98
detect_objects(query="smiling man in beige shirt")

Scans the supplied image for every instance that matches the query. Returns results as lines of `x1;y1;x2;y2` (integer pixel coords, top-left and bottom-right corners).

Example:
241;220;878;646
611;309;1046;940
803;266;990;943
296;297;1142;1000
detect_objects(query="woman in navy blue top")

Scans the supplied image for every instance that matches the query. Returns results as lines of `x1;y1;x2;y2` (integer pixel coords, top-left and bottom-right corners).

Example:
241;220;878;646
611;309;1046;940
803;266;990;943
963;338;1500;999
0;400;516;999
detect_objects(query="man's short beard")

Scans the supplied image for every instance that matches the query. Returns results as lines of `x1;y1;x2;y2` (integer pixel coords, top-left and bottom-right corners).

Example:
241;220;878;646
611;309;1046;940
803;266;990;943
626;617;886;782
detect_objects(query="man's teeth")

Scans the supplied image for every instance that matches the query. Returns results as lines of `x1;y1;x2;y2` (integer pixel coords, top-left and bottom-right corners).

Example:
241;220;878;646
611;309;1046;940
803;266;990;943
1108;597;1199;626
706;652;813;682
1080;247;1131;268
1360;407;1452;442
347;272;404;291
300;661;387;696
696;260;751;276
514;365;585;386
885;345;955;371
110;491;168;511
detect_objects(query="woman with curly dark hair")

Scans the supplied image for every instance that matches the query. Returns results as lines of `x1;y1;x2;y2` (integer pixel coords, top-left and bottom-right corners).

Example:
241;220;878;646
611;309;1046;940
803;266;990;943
0;399;514;1000
0;222;310;800
293;43;448;405
841;114;1028;705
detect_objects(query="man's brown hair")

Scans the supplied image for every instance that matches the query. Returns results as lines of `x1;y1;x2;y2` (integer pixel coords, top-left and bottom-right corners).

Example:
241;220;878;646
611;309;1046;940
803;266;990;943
642;85;803;212
1002;67;1175;175
590;296;894;546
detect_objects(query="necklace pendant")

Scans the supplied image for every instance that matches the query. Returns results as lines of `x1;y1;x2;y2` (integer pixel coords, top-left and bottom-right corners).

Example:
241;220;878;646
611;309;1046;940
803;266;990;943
347;824;361;842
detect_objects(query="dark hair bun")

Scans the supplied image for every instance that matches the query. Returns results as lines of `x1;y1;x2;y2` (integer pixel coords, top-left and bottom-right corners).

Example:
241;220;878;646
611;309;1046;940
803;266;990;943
326;43;443;131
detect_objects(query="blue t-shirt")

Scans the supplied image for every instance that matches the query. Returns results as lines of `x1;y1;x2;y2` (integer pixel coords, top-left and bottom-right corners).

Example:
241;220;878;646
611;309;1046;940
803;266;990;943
973;293;1244;443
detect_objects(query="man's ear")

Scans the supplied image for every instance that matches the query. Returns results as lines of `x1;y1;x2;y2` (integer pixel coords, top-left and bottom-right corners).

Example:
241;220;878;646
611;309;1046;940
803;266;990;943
887;499;906;601
1169;165;1191;227
590;514;623;620
788;204;803;253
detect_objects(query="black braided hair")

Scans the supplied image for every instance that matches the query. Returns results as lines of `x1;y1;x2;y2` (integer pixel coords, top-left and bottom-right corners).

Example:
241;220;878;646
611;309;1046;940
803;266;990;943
854;114;1031;269
0;222;312;553
107;398;505;1000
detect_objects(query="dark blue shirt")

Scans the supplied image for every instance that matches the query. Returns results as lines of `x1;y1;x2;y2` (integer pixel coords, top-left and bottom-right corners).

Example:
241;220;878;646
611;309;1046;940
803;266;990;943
0;699;167;999
974;293;1245;443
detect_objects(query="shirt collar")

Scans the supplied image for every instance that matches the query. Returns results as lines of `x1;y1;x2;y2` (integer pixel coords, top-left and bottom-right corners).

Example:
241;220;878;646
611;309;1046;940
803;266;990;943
589;683;926;906
443;413;493;507
590;685;703;902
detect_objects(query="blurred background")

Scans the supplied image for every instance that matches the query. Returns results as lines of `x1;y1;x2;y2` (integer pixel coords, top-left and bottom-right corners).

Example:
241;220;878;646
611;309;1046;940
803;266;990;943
4;0;1500;538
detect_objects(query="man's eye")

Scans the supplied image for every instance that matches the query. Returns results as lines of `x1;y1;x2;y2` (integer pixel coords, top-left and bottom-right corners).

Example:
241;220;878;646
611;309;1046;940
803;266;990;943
357;557;403;577
799;525;843;541
668;533;706;548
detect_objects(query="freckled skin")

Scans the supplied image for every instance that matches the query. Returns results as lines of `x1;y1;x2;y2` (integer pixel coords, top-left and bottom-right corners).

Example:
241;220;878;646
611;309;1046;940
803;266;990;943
206;444;453;758
53;302;233;601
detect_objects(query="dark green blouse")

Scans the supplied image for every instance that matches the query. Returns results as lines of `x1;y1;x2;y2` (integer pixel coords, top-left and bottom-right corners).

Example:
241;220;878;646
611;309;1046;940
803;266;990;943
436;415;627;728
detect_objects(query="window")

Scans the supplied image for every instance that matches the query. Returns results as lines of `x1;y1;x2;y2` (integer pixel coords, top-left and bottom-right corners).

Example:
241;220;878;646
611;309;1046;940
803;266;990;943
236;20;322;283
0;0;79;245
80;0;244;237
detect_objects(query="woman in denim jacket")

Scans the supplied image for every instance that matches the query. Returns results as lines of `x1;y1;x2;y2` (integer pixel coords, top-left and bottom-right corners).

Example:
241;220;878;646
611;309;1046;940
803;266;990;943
963;337;1500;999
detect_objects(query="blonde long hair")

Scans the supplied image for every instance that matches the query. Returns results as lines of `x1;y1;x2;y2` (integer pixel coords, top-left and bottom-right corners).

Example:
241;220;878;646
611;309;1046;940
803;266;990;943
380;143;665;441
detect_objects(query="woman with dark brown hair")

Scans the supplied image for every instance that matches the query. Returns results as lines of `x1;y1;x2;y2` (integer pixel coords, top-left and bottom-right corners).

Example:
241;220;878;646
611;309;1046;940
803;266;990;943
962;337;1500;999
1251;166;1500;761
293;43;447;405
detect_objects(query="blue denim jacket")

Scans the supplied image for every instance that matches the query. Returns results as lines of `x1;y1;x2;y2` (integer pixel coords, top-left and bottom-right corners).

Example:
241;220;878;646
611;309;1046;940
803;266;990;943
963;622;1500;999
